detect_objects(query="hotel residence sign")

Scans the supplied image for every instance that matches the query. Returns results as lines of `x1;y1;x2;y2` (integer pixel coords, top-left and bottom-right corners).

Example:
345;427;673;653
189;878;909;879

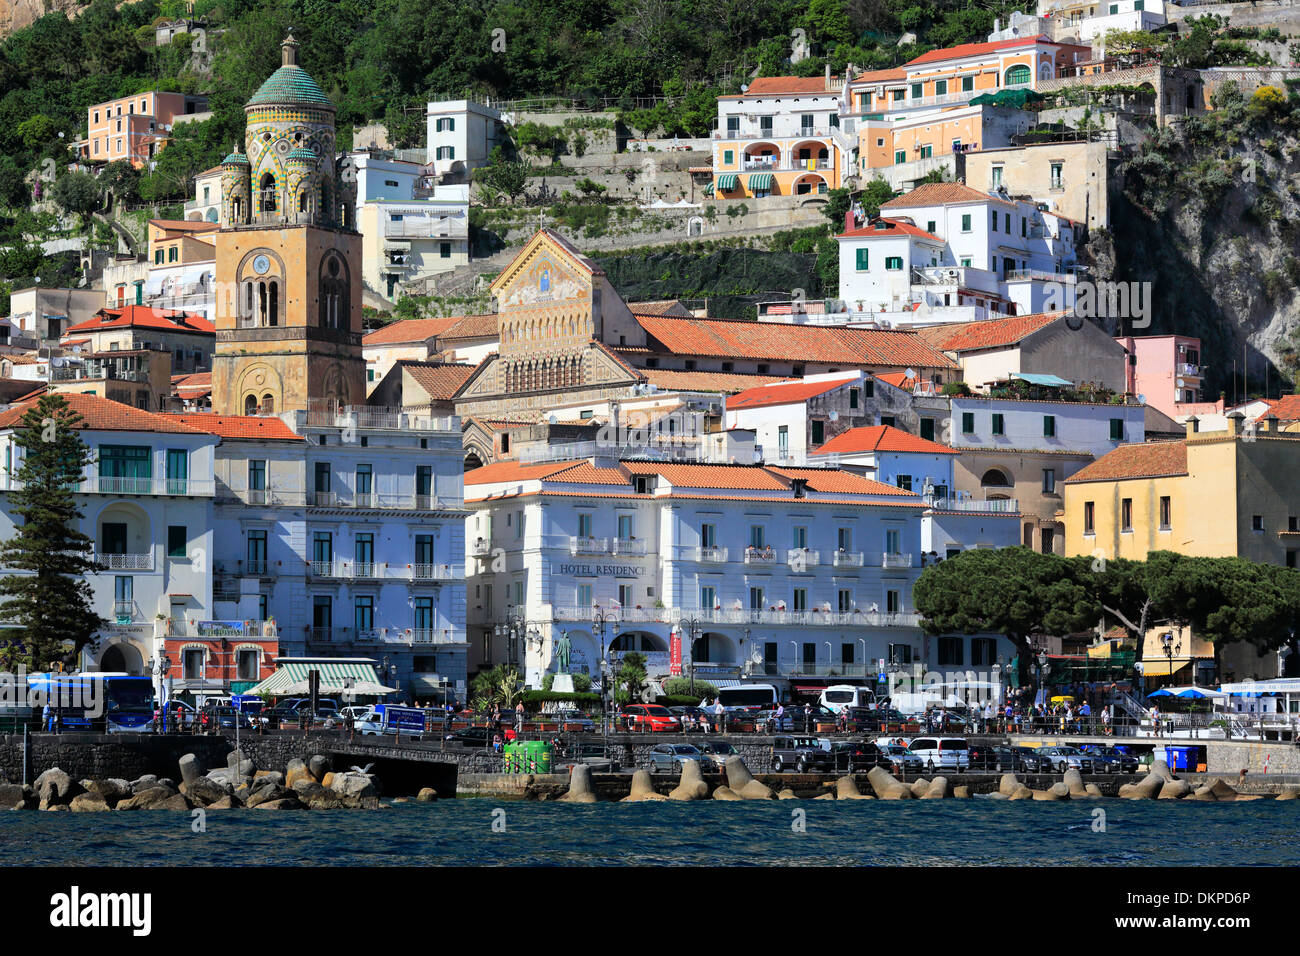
554;562;646;577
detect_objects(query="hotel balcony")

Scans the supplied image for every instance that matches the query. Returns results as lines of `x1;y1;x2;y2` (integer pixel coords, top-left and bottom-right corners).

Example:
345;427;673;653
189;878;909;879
308;626;464;646
570;536;609;555
832;550;865;567
677;607;922;628
882;552;913;569
786;548;821;566
94;551;155;571
744;546;778;565
610;538;648;556
686;546;729;563
41;476;217;497
222;487;462;510
306;560;463;581
924;495;1019;513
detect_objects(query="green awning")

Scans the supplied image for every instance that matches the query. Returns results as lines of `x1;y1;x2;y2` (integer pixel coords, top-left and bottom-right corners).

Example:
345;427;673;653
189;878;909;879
748;172;773;190
1011;372;1073;387
245;659;396;697
703;182;715;196
970;89;1045;108
716;173;739;191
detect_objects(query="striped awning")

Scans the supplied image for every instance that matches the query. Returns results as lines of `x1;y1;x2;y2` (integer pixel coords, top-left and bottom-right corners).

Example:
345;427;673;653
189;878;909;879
716;173;739;191
702;182;715;196
748;172;773;190
244;661;396;697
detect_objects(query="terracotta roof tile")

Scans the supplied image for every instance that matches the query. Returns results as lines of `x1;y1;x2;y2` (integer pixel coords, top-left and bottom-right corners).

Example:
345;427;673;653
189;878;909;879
813;425;959;457
638;367;783;394
627;299;691;316
1063;441;1187;484
1255;395;1300;422
903;35;1058;66
735;76;836;96
914;311;1067;352
0;394;208;435
363;316;462;346
881;182;997;209
398;361;477;400
853;67;907;83
66;305;215;336
728;376;855;410
148;218;219;234
768;466;919;496
464;459;590;485
634;315;958;369
838;217;944;241
622;461;789;490
440;313;499;339
170;413;304;441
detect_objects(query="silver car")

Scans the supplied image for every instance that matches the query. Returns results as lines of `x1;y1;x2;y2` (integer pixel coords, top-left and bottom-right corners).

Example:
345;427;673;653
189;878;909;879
647;743;708;774
1036;746;1096;774
879;744;923;774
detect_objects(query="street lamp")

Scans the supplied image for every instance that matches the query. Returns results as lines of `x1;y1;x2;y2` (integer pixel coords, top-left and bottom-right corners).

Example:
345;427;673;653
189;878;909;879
681;615;702;695
1161;631;1181;689
593;606;618;751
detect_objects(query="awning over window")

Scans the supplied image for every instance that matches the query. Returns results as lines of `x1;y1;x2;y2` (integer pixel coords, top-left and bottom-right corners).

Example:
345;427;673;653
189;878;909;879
748;172;773;190
716;173;739;191
1136;659;1191;678
244;660;396;697
702;182;715;196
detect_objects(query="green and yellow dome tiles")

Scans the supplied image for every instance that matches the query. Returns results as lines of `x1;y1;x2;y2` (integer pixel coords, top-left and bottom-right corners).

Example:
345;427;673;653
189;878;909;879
245;34;335;112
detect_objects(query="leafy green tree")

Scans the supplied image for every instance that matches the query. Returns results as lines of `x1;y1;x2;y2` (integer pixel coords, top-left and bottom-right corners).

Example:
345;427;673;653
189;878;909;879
16;114;59;151
612;650;647;705
51;172;102;224
476;161;530;203
469;663;522;709
99;161;141;205
0;395;105;669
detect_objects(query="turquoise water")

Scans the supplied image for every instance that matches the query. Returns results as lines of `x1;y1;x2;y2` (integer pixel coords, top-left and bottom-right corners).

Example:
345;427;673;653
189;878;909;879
3;800;1297;866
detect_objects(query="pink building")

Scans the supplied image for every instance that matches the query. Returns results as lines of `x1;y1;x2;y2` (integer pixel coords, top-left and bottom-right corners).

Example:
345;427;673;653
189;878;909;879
1116;334;1221;420
82;92;209;168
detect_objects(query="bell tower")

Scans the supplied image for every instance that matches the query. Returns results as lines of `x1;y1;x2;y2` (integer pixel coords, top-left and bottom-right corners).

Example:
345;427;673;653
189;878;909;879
211;35;364;416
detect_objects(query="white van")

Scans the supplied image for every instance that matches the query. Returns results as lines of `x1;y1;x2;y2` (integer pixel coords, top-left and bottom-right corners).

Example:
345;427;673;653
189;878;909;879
819;685;874;713
906;737;970;773
717;684;779;712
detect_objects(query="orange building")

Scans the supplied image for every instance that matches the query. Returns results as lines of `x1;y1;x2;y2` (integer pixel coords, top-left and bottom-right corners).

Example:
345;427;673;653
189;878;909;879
83;91;208;167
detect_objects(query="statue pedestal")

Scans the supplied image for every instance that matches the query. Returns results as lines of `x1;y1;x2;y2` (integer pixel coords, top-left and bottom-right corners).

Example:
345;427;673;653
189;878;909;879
552;673;575;694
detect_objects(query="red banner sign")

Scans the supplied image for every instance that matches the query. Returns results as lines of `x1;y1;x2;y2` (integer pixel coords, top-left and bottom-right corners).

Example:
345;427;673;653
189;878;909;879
669;627;682;676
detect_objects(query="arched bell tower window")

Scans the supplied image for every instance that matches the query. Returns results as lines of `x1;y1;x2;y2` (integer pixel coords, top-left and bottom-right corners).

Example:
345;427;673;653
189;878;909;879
245;394;258;415
318;253;349;330
258;172;276;213
261;394;275;414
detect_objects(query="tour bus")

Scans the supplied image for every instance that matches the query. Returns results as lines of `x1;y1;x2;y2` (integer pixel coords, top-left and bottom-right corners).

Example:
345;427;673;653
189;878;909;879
819;684;876;714
27;673;155;732
717;684;780;713
890;679;1001;716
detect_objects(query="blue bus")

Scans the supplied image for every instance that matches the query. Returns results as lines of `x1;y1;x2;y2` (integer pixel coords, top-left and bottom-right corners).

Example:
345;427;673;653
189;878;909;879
27;673;155;732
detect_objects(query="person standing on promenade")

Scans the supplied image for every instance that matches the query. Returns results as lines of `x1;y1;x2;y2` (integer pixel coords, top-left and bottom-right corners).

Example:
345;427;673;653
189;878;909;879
515;700;524;735
714;698;725;734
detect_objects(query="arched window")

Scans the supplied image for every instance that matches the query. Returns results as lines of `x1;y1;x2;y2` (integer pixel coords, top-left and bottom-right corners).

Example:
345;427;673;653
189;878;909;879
268;280;279;327
299;191;308;214
258;172;276;212
981;468;1011;487
245;394;258;415
318;254;350;330
1005;64;1031;87
261;394;274;414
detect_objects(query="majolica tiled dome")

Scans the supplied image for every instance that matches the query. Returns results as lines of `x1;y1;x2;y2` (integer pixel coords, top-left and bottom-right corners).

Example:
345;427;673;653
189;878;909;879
286;147;318;164
221;150;250;165
245;35;335;111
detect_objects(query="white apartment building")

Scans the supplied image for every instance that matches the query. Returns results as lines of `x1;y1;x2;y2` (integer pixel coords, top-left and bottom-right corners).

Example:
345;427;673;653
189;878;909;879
0;395;217;676
465;457;1019;694
359;189;470;300
426;99;503;177
185;404;470;702
185;166;225;224
1037;0;1167;42
836;181;1081;325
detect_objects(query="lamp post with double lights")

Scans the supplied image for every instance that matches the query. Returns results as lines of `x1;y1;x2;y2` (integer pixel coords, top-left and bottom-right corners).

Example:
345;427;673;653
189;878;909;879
680;615;702;695
1034;649;1050;729
1161;630;1181;689
593;606;619;752
147;652;172;732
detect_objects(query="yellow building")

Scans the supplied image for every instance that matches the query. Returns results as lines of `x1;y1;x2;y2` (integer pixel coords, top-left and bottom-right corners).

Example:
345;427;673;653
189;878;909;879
210;35;364;416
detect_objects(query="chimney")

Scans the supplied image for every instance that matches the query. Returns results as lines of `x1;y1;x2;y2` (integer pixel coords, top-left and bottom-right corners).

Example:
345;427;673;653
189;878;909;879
1184;416;1198;438
1226;410;1244;437
845;208;855;233
825;63;832;90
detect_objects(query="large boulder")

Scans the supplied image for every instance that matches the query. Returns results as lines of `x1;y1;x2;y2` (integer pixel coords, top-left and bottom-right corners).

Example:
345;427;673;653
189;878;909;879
998;774;1024;797
180;777;231;807
1276;785;1300;801
922;777;949;799
777;788;799;800
329;772;379;799
148;793;192;811
254;797;306;810
711;786;743;801
836;776;873;800
178;753;203;785
668;760;708;801
1209;778;1241;801
308;755;331;782
1149;759;1174;782
69;792;111;812
866;767;913;799
1159;779;1192;800
558;764;598;804
952;785;971;799
1127;772;1165;800
1030;783;1069;801
245;785;292;808
35;768;76;808
130;775;160;793
0;784;30;810
416;788;439;802
1084;783;1104;799
302;788;347;810
115;787;175;811
284;758;313;790
723;756;774;800
80;779;131;808
622;770;668;802
909;778;931;798
320;772;335;789
206;795;242;810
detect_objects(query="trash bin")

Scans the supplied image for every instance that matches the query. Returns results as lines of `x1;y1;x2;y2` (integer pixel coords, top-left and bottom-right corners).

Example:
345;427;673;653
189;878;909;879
503;741;522;774
1162;746;1192;770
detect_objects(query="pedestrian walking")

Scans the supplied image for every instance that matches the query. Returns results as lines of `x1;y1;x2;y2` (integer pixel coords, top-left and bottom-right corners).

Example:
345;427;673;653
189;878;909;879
42;702;52;733
515;700;524;734
713;698;725;734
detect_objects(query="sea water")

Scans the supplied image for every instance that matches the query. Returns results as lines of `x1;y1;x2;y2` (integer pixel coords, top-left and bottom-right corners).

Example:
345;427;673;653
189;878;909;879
2;799;1296;866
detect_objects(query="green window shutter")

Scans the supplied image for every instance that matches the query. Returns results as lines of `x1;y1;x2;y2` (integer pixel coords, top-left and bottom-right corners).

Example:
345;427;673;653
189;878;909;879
723;150;734;165
1110;418;1123;440
992;414;1005;436
1044;415;1055;437
855;248;869;270
962;412;974;434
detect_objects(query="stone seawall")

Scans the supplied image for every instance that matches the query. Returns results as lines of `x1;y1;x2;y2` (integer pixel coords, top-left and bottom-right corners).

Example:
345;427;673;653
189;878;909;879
0;732;231;783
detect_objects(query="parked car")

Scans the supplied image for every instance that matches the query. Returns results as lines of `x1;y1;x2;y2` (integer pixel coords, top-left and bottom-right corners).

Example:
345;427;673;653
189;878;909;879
648;743;709;774
907;737;971;773
668;706;709;731
622;704;680;733
751;708;795;732
1078;744;1140;774
697;740;737;770
878;744;923;775
771;736;835;773
967;744;1024;773
1011;746;1053;773
827;741;893;772
445;726;500;747
1036;745;1096;774
550;709;595;732
872;709;921;733
201;706;254;730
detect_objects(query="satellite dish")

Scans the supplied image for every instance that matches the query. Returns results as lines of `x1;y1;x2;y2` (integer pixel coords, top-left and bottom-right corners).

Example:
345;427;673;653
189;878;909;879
1137;394;1146;404
1176;378;1185;388
905;367;917;379
740;84;749;93
829;410;839;421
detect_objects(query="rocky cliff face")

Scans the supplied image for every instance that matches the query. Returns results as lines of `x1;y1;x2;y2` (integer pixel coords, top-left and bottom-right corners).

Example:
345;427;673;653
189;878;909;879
1092;100;1300;400
0;0;87;38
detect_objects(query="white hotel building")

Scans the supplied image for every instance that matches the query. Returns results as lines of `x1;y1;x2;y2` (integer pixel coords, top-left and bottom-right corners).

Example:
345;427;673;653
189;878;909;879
465;457;1019;695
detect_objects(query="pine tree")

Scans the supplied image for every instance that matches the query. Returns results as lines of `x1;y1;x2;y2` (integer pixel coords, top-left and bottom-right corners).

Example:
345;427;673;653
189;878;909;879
0;395;105;670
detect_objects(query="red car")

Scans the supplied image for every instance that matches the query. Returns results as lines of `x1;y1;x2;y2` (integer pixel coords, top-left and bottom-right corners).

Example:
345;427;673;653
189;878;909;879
622;704;680;733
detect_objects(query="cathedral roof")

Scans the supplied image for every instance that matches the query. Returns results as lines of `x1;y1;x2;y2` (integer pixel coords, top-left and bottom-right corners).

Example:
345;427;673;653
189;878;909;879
246;64;334;111
222;151;250;166
286;146;318;163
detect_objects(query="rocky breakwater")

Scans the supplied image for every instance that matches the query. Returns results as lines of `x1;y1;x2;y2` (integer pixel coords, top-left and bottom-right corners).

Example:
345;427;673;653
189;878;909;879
2;749;399;812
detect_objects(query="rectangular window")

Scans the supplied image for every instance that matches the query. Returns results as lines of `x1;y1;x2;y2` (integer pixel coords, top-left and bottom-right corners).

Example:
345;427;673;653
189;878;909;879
991;211;998;232
778;425;789;457
355;463;372;502
617;514;634;540
920;418;934;441
992;414;1005;436
886;529;901;554
247;530;267;571
849;388;859;409
1042;469;1056;494
440;242;451;259
1084;501;1095;535
1043;415;1056;437
1159;496;1171;530
726;116;739;133
1121;498;1133;532
414;534;433;566
416;465;433;506
1110;418;1124;441
313;596;332;631
935;79;947;95
886;590;901;615
312;531;333;564
700;523;716;548
919;144;932;159
961;412;975;434
167;525;186;558
314;461;331;494
248;459;266;493
884;256;903;271
991;166;1003;188
837;527;853;551
749;525;766;549
413;596;434;631
911;82;922;99
894;150;906;165
855;248;869;271
1050;163;1063;188
1253;514;1264;532
577;513;593;538
938;636;964;666
792;588;807;612
99;445;151;490
838;589;853;613
961;214;971;232
971;637;996;666
896;474;912;491
355;533;374;570
723;150;734;165
962;75;974;92
577;583;593;607
354;596;374;632
1005;213;1011;232
699;585;716;609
